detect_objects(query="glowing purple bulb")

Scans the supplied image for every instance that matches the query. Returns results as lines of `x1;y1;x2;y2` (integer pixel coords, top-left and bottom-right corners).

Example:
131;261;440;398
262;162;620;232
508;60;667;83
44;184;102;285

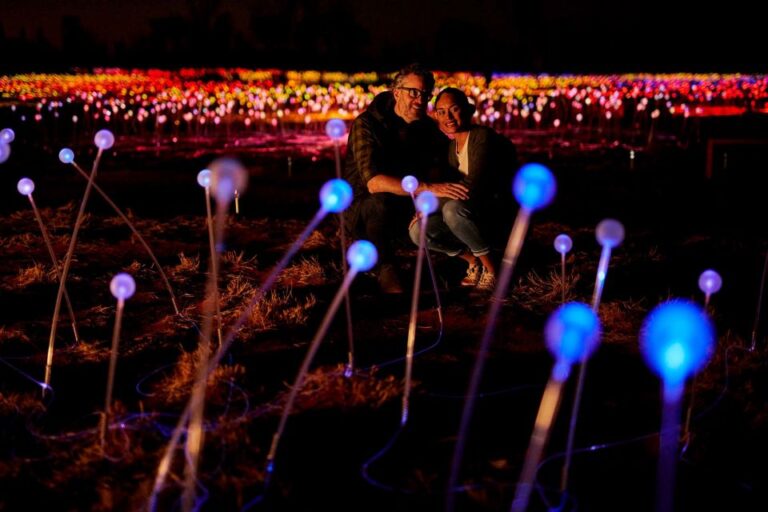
401;175;419;194
58;148;75;164
0;143;10;164
415;191;438;215
197;169;212;188
513;163;556;211
347;240;378;272
554;234;573;254
698;270;722;295
596;219;625;248
17;178;35;196
319;178;353;213
325;118;347;140
0;128;15;143
110;273;136;300
209;158;248;205
94;129;115;150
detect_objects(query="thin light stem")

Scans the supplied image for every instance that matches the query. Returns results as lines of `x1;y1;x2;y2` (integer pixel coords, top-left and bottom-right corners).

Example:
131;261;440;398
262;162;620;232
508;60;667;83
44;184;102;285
101;298;125;449
70;162;179;314
447;208;531;511
45;148;102;395
28;194;80;343
401;213;428;426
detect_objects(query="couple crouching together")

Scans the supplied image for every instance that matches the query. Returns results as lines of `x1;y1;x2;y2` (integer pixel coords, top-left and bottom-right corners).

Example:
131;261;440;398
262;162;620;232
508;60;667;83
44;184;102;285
343;63;517;294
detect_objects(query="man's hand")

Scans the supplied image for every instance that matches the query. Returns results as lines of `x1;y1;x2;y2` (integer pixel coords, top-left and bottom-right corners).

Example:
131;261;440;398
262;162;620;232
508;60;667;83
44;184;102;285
421;182;469;200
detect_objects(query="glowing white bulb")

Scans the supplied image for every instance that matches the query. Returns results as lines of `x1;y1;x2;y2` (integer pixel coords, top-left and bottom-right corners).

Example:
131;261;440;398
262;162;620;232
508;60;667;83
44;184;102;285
197;169;212;188
0;143;10;164
59;148;75;164
401;175;419;194
596;219;625;248
698;270;722;295
110;273;136;300
17;177;35;196
0;128;15;143
554;234;573;254
94;129;115;150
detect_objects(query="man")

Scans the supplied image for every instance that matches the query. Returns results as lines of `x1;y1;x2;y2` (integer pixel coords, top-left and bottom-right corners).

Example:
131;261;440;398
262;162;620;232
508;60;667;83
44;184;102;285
344;64;469;293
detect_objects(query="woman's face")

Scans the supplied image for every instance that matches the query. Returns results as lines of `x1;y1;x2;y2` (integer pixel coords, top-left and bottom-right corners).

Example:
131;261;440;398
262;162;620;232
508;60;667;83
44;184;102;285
434;93;469;135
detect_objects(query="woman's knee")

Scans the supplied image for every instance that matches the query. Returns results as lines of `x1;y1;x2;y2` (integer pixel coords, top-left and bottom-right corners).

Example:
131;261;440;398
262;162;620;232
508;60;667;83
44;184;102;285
442;200;471;227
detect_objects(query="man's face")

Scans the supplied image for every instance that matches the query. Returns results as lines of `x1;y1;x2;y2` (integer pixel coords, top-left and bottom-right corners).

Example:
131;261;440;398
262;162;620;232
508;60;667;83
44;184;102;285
393;74;431;123
434;93;468;135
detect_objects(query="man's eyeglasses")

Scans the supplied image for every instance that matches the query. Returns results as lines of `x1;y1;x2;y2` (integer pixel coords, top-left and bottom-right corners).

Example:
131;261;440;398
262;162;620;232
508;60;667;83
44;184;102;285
397;87;432;100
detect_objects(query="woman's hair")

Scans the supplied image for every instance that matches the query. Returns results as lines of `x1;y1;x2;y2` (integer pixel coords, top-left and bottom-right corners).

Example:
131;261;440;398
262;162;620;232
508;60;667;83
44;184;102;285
434;87;476;119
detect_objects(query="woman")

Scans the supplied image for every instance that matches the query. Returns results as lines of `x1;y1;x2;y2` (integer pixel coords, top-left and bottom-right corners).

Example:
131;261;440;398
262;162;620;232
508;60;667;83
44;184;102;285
409;87;517;290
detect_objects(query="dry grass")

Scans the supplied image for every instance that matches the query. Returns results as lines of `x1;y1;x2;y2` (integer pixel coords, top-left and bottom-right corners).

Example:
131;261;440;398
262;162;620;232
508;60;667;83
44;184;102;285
170;253;200;276
598;298;647;345
278;256;326;287
152;350;247;405
13;262;53;288
270;364;401;414
243;289;317;332
512;269;581;312
302;228;335;250
0;326;31;343
220;251;257;272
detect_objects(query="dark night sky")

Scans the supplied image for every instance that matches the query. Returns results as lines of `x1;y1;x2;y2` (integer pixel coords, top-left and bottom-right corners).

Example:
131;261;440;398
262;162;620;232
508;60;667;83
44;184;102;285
1;0;766;73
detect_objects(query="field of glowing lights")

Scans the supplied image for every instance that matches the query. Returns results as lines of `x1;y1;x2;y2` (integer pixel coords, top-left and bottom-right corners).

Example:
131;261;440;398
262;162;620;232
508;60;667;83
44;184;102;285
0;70;767;511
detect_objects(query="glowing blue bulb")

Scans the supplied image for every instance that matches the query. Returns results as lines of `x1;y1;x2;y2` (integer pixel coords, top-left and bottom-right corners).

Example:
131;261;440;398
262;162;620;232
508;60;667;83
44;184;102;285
197;169;212;188
641;300;714;386
554;234;573;254
415;191;438;215
210;158;248;205
325;118;347;140
698;270;722;295
0;128;15;143
513;163;556;210
94;129;115;150
58;148;75;164
596;219;624;248
401;175;419;194
347;240;378;272
17;177;35;196
0;143;10;164
545;302;601;368
319;178;353;213
110;273;136;300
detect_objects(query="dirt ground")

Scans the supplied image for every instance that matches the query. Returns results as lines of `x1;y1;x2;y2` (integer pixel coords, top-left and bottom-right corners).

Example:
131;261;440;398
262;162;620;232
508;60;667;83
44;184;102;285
0;118;767;511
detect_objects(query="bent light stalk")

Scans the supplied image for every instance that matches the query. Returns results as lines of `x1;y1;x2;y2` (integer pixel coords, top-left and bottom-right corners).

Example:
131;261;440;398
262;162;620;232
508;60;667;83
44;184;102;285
60;148;180;315
17;178;80;343
45;129;114;394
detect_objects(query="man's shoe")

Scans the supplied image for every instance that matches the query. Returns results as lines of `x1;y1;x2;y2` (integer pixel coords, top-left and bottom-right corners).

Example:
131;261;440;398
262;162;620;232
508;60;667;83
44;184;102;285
460;262;482;287
379;264;404;294
477;269;497;291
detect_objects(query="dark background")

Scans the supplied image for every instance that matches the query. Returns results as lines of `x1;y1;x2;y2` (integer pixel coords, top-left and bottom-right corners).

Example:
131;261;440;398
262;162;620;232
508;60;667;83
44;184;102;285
2;0;766;73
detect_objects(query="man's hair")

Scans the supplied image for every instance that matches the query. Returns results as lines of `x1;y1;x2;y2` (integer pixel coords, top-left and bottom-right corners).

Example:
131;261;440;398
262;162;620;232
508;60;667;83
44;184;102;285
391;63;435;92
435;87;476;118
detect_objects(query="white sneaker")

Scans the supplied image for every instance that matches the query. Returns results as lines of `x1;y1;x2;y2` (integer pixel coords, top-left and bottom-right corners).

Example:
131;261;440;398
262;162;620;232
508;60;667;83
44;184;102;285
461;263;482;286
477;269;497;291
